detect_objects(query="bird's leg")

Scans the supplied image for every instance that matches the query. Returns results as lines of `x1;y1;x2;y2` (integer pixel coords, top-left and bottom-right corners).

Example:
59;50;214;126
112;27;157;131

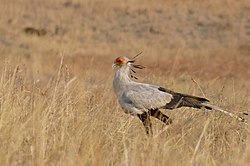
149;109;172;125
138;112;153;136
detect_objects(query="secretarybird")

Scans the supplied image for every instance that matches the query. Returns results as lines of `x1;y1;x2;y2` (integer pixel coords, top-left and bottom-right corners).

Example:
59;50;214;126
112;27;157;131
112;54;247;135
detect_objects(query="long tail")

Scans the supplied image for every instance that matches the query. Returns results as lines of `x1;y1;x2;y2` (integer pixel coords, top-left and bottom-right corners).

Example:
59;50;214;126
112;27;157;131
166;92;247;123
201;103;247;123
159;86;248;123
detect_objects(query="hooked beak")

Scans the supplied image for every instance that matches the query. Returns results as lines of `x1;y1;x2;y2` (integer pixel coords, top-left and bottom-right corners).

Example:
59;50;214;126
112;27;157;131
112;62;118;69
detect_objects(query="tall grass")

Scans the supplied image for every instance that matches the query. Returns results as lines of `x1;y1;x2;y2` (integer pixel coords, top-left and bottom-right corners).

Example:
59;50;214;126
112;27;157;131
0;56;248;165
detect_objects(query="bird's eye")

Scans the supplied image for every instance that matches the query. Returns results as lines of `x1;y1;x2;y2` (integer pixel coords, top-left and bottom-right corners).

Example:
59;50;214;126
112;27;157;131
117;59;122;62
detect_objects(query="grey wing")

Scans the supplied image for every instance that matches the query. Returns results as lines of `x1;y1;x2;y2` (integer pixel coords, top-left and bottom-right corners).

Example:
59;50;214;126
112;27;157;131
121;83;173;112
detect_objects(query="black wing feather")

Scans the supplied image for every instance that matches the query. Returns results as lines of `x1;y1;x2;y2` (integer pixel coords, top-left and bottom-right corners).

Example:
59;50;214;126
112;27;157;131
158;87;211;110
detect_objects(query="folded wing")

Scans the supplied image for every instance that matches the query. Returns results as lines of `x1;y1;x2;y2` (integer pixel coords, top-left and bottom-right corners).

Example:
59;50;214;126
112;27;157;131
120;83;211;113
121;83;173;111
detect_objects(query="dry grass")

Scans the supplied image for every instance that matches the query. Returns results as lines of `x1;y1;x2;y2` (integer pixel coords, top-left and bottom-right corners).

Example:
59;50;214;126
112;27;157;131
0;0;250;165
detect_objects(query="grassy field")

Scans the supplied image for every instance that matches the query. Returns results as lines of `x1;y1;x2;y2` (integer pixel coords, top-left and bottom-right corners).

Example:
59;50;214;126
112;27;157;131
0;0;249;165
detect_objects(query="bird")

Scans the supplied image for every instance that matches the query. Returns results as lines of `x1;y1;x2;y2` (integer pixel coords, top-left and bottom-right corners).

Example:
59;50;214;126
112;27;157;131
112;54;247;135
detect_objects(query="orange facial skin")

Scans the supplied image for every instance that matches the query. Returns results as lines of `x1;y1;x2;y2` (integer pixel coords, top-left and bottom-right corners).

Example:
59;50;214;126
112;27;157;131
114;57;125;66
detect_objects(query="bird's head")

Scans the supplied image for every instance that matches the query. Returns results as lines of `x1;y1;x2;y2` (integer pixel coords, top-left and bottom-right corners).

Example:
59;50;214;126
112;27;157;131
112;53;145;79
112;52;145;69
112;56;134;68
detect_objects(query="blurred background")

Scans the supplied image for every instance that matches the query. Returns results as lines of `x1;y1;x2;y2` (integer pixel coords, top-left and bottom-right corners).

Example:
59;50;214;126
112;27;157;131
0;0;250;81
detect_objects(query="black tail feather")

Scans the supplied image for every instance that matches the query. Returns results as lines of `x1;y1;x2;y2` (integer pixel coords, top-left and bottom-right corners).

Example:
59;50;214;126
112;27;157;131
158;87;247;123
165;92;210;110
158;87;210;110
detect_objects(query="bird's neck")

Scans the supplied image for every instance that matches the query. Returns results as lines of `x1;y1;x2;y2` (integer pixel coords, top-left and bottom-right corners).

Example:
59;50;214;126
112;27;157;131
113;65;133;96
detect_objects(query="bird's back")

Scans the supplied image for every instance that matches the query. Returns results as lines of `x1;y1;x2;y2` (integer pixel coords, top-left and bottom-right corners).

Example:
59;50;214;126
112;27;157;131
119;82;173;114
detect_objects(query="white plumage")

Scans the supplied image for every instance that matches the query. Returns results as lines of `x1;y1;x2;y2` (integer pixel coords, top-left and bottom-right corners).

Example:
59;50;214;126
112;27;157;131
112;56;247;135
